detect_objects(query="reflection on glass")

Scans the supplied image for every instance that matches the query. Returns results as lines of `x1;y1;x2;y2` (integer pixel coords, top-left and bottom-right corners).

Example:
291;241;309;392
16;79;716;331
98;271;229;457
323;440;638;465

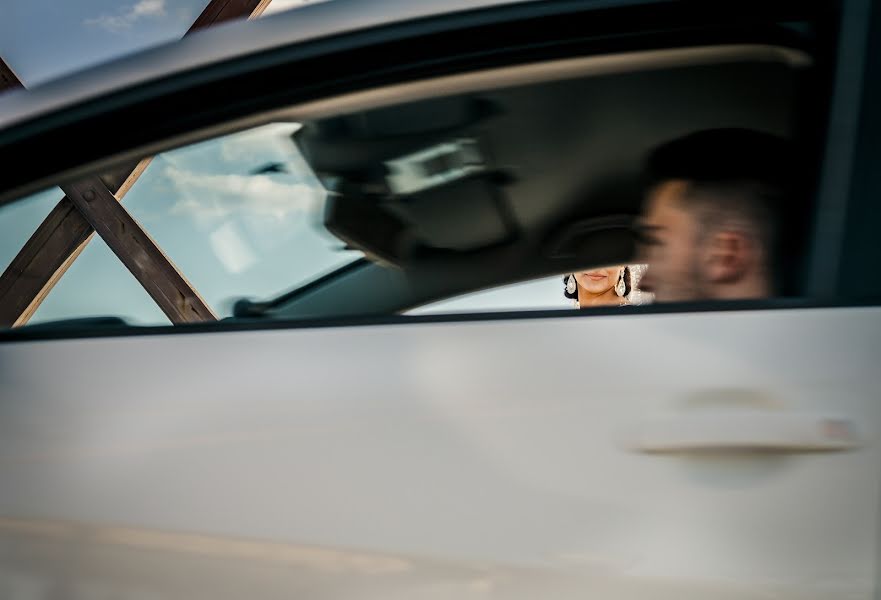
123;122;363;317
5;123;363;326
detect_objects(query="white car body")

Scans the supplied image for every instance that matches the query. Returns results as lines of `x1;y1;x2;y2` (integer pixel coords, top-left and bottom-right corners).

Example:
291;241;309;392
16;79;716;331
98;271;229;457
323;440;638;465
2;307;880;599
1;0;879;599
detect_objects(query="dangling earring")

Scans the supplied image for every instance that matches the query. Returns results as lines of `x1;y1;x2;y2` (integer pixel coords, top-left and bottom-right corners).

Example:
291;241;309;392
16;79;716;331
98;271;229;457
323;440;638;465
615;271;626;297
567;275;579;308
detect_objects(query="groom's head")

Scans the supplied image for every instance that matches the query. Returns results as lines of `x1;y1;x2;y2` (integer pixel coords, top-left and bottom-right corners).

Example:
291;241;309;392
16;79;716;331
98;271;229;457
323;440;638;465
636;129;791;303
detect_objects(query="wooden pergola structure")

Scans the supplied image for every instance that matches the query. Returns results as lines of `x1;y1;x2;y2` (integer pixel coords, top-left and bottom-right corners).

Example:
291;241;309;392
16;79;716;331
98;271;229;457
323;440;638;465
0;0;276;327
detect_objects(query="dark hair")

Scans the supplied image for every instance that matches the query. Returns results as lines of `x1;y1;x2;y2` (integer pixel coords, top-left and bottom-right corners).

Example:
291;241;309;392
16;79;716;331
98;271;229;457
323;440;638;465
645;128;792;189
644;128;792;288
563;267;631;300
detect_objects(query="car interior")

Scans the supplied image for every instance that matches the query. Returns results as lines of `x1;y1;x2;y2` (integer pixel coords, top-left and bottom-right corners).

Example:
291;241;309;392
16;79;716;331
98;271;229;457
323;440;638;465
232;42;815;322
0;9;831;332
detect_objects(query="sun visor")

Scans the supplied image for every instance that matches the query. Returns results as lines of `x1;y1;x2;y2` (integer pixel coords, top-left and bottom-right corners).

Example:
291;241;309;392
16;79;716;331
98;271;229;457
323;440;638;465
295;97;517;266
545;215;636;266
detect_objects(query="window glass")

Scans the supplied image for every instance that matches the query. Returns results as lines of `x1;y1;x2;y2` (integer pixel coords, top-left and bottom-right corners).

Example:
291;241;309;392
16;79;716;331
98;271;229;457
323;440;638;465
6;123;363;326
0;186;171;328
30;236;169;326
410;267;653;316
0;43;807;332
122;123;363;317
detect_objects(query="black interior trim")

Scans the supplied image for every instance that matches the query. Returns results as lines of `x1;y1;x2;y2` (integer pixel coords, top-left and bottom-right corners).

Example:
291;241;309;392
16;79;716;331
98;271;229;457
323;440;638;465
233;258;370;316
804;0;873;298
830;0;881;299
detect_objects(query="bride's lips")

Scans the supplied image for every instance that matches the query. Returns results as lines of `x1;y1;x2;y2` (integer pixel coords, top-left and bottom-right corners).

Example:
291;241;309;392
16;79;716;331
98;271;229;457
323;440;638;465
586;273;606;280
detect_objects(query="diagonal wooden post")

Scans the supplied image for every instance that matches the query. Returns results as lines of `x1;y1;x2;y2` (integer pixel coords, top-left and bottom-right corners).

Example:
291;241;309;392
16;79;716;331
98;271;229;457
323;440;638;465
0;57;23;93
62;178;216;323
189;0;275;31
0;0;274;327
0;161;153;326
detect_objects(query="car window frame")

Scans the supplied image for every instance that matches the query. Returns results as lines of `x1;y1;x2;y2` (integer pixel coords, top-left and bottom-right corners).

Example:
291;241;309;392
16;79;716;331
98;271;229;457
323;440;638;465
828;0;881;300
0;0;863;343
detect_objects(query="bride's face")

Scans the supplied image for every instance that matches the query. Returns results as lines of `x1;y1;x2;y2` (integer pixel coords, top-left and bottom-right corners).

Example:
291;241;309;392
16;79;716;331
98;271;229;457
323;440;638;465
574;267;622;295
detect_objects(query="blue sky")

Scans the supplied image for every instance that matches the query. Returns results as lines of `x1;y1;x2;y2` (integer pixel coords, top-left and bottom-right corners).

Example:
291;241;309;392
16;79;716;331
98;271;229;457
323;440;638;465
0;0;569;326
0;0;206;86
0;0;312;86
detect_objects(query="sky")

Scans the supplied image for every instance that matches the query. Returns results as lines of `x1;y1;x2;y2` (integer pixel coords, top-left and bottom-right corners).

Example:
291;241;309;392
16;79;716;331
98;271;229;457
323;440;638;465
0;0;206;86
0;0;570;326
0;0;313;86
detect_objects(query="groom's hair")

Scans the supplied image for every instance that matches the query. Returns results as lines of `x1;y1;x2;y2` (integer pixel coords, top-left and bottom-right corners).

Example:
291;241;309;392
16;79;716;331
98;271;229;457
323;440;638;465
644;128;793;292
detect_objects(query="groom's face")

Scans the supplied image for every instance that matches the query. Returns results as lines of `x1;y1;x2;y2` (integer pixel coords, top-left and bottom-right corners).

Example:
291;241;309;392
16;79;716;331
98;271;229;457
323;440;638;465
636;180;705;302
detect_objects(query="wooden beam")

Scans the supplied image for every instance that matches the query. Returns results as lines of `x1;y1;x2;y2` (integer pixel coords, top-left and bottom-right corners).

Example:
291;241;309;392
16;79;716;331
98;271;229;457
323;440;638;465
190;0;274;30
0;159;154;328
0;57;23;93
0;199;94;327
61;178;216;323
0;0;274;327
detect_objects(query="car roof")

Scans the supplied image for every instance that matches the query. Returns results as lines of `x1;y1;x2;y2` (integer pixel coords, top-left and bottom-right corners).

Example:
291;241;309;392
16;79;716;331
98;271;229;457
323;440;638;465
0;0;540;133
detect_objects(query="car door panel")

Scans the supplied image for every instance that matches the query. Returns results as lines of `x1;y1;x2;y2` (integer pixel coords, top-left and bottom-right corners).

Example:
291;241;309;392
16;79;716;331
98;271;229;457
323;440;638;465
1;306;878;599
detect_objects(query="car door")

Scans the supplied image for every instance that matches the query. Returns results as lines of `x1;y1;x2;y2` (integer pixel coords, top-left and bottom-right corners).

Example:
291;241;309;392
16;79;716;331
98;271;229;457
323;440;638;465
1;1;879;599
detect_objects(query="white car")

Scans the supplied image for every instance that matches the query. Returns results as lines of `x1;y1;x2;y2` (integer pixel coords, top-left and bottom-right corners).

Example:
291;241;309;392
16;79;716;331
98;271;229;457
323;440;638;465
0;0;879;599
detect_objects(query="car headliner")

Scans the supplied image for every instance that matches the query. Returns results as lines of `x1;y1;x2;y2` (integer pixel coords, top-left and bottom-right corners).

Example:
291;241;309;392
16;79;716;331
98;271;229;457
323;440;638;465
254;49;804;319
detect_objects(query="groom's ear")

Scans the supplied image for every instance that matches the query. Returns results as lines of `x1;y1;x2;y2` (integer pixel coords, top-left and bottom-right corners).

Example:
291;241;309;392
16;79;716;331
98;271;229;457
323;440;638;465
701;230;752;284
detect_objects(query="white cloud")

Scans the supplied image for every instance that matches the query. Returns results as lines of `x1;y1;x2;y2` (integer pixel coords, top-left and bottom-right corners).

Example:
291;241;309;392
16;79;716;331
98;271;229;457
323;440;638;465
132;0;166;17
210;222;259;274
84;0;167;33
163;165;323;223
218;123;301;164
